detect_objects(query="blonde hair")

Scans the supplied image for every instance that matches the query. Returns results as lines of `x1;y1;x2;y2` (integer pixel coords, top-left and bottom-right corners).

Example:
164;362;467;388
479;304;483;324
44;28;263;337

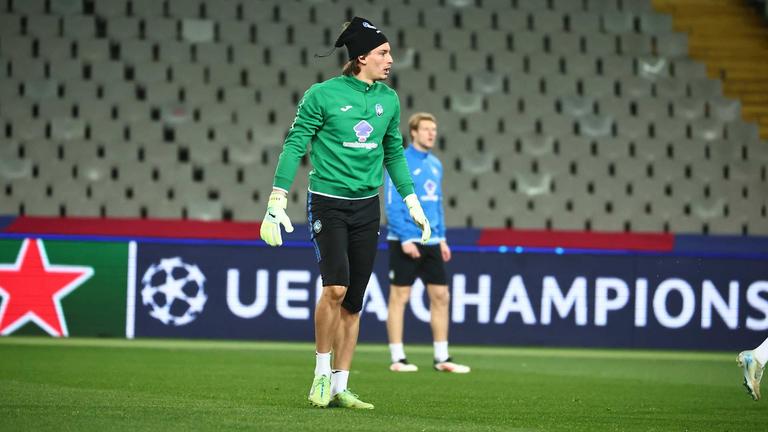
408;112;437;142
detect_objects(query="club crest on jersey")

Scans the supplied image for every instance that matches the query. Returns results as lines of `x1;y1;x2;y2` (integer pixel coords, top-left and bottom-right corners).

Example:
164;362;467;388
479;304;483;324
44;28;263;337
423;179;439;202
375;103;384;117
354;120;373;142
313;219;322;234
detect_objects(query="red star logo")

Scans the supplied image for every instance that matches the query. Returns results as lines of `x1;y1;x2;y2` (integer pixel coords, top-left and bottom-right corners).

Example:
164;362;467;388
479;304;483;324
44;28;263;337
0;239;93;337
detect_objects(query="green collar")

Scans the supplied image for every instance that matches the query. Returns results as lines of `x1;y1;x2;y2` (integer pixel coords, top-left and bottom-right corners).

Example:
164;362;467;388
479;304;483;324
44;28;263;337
342;75;378;92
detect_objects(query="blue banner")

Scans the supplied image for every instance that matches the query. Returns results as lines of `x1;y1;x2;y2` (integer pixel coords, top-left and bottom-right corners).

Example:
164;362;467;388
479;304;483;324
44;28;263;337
131;242;768;350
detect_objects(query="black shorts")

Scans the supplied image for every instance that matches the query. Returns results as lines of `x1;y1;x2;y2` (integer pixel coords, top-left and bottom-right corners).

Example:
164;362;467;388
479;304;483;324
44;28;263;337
388;240;448;286
307;192;380;313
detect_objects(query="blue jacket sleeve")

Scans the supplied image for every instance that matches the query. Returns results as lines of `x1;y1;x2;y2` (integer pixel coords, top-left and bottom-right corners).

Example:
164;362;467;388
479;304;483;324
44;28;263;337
435;159;446;241
385;171;411;241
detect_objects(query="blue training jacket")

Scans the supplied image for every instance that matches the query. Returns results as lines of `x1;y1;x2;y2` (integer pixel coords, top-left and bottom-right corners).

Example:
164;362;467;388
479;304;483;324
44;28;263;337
385;145;446;244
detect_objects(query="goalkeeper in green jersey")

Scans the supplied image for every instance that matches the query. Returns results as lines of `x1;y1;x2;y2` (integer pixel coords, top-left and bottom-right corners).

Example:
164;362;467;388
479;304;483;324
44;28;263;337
260;17;430;410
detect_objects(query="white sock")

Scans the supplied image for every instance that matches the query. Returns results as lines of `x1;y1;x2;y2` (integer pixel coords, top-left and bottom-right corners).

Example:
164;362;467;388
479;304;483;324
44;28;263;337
754;337;768;366
389;343;406;363
434;341;449;362
331;369;349;396
315;352;331;376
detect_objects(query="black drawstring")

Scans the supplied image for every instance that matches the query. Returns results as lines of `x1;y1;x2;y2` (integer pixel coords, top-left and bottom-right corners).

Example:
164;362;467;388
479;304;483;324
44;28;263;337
314;47;337;58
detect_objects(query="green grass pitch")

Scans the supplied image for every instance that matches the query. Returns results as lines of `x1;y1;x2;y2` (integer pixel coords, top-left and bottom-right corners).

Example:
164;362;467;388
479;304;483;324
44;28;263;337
0;337;765;431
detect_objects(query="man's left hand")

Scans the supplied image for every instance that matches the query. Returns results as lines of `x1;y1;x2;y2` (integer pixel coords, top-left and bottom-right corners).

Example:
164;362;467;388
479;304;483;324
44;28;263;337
440;241;451;262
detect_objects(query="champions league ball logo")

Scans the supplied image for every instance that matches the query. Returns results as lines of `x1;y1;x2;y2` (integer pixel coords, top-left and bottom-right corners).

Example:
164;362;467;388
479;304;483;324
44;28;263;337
140;257;208;326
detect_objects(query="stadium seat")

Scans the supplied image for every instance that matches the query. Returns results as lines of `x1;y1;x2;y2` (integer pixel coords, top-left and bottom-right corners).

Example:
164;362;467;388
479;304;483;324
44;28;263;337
120;39;154;64
108;17;140;40
653;117;687;140
579;114;613;137
14;58;48;80
51;117;86;141
563;55;597;76
709;96;742;122
514;171;553;196
544;74;579;96
0;195;20;214
656;32;689;58
62;15;95;39
690;118;724;142
14;0;46;14
218;21;252;44
131;0;165;18
472;29;510;53
192;42;228;64
553;0;584;13
673;97;706;120
144;17;179;41
23;195;62;217
638;12;673;35
39;38;75;62
637;56;670;80
616;117;648;139
116;100;149;123
548;31;582;55
602;11;634;34
0;156;33;181
0;14;23;37
520;132;556;156
26;15;61;39
94;0;127;18
587;0;621;11
132;62;167;85
561;94;594;117
491;51;525;75
13;117;47;141
581;76;616;98
633;96;669;120
1;35;32;60
655;77;687;99
523;94;557;117
167;0;201;18
449;92;483;114
89;118;127;143
600;55;634;78
462;151;495;175
672;58;707;79
141;82;179;104
727;121;761;144
514;33;547;55
689;78;722;98
77;39;111;62
583;32;616;55
186;199;223;221
495;10;528;32
619;33;653;56
469;71;503;94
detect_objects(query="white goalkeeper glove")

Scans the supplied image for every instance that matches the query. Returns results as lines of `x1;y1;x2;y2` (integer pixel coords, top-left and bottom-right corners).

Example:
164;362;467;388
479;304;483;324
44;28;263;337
260;190;294;247
404;193;431;244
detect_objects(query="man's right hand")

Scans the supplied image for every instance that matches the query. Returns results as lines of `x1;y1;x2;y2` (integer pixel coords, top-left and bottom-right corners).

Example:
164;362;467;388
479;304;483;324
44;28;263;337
401;242;421;259
260;190;294;247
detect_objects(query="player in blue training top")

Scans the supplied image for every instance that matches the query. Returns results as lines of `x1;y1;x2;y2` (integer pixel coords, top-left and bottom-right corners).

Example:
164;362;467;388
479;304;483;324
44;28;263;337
384;112;470;373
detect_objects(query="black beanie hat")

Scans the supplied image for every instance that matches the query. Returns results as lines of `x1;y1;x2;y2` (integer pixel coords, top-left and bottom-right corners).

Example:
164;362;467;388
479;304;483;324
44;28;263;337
334;17;388;60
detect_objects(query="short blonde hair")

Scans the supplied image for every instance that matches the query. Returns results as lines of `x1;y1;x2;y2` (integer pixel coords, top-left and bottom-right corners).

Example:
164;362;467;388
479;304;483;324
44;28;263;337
407;112;437;141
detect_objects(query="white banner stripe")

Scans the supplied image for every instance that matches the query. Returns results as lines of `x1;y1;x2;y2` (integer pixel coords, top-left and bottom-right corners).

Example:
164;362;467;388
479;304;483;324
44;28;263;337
125;241;137;339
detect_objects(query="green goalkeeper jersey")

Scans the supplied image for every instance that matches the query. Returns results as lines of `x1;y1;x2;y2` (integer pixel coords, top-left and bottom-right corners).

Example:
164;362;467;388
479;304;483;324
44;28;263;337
272;75;415;200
